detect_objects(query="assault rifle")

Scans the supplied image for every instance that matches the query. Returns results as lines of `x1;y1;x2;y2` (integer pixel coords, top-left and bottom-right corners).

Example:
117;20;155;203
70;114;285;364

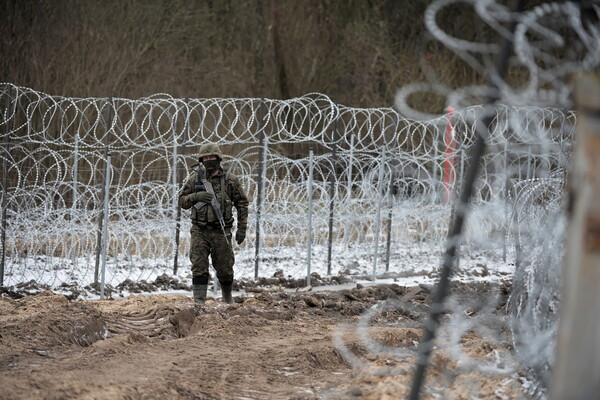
192;163;231;247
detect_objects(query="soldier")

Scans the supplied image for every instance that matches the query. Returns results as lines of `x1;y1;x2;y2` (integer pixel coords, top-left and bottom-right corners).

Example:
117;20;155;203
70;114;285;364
179;143;249;304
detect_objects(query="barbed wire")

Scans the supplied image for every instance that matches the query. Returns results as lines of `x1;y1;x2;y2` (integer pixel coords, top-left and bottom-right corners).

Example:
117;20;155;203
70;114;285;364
0;83;573;287
347;0;597;398
1;0;595;397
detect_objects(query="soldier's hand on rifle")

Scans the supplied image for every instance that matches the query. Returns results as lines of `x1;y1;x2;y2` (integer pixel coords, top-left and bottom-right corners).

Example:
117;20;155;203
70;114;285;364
235;226;246;245
192;191;213;204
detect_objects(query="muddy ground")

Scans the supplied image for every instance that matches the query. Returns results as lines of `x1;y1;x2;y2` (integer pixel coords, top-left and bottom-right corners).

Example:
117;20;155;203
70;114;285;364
0;281;531;399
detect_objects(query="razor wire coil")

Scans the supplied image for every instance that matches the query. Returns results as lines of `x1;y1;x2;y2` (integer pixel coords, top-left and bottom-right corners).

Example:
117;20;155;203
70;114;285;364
0;82;575;288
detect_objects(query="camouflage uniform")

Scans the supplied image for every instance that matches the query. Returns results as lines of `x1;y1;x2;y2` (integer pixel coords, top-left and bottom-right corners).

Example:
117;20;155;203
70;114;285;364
179;170;248;281
179;144;249;303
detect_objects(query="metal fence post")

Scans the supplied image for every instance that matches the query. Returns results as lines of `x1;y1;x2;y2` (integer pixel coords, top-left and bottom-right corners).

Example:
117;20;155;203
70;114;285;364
458;146;464;201
307;148;314;287
385;113;398;272
71;131;80;267
342;133;355;249
173;98;189;275
372;147;386;281
171;107;179;262
432;129;440;204
526;145;532;180
503;140;509;262
454;146;464;270
95;97;113;285
347;133;354;199
72;134;79;210
1;87;15;287
254;99;266;280
443;106;457;204
327;105;339;276
385;206;393;272
99;153;112;299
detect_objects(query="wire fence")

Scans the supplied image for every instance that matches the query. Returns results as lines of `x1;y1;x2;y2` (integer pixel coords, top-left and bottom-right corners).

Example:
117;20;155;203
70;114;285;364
0;83;574;289
2;0;595;397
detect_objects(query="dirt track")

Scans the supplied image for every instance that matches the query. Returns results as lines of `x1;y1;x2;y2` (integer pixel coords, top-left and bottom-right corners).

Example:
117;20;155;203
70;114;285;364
0;283;527;399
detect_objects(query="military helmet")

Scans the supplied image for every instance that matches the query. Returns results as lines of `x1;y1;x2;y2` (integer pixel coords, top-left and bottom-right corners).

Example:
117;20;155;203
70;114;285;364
197;143;223;160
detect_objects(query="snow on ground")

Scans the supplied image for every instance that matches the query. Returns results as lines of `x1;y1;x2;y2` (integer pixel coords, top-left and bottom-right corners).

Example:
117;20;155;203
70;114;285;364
3;240;514;300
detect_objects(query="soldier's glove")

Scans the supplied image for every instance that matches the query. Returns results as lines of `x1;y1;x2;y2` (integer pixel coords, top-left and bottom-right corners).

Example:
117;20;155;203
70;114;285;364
192;191;213;204
235;226;246;245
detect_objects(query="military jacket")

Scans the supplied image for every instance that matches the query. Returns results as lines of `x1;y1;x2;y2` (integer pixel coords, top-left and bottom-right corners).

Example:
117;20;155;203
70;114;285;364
179;168;249;229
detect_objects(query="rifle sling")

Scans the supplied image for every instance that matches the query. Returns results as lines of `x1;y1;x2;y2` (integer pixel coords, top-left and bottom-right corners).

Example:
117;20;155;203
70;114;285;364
193;167;229;221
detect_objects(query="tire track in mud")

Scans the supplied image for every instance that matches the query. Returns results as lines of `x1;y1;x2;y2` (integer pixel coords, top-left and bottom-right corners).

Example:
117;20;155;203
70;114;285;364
103;305;192;338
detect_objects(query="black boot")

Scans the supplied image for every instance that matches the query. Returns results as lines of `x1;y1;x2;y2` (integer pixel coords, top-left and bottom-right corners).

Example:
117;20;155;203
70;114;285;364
221;282;233;304
192;284;208;304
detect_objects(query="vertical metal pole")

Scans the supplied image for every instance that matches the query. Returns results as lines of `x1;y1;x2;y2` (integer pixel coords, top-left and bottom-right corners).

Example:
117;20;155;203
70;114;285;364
526;145;532;180
448;145;465;270
503;140;509;262
72;133;79;210
254;99;266;279
458;147;465;200
443;106;457;204
261;130;268;203
307;148;314;287
347;134;355;199
327;106;339;276
432;131;439;204
173;98;189;275
95;97;113;285
456;149;464;270
1;89;15;286
171;104;178;272
99;153;112;300
372;148;386;281
385;113;398;272
342;133;355;249
172;109;178;226
71;132;80;266
385;206;393;272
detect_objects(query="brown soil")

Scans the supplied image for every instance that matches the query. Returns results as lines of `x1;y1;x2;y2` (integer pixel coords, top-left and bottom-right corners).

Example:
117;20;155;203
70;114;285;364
0;283;527;399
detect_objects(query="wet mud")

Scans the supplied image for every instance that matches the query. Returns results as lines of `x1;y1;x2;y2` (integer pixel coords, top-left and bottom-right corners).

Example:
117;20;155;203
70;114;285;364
0;281;527;399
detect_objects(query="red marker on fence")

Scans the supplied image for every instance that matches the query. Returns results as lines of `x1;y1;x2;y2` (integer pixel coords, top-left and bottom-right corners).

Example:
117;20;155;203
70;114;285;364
443;106;456;204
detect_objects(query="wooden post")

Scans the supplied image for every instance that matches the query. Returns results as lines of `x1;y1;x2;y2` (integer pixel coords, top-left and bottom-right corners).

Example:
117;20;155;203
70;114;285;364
551;73;600;399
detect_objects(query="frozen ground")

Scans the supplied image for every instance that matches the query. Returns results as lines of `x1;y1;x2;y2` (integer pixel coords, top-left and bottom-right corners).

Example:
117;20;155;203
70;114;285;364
1;241;514;300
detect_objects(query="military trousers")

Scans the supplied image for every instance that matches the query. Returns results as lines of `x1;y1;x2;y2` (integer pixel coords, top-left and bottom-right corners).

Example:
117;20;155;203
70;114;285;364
189;224;235;285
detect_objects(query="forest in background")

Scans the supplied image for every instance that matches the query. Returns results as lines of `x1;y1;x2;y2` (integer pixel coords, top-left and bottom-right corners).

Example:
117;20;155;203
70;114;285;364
0;0;550;113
